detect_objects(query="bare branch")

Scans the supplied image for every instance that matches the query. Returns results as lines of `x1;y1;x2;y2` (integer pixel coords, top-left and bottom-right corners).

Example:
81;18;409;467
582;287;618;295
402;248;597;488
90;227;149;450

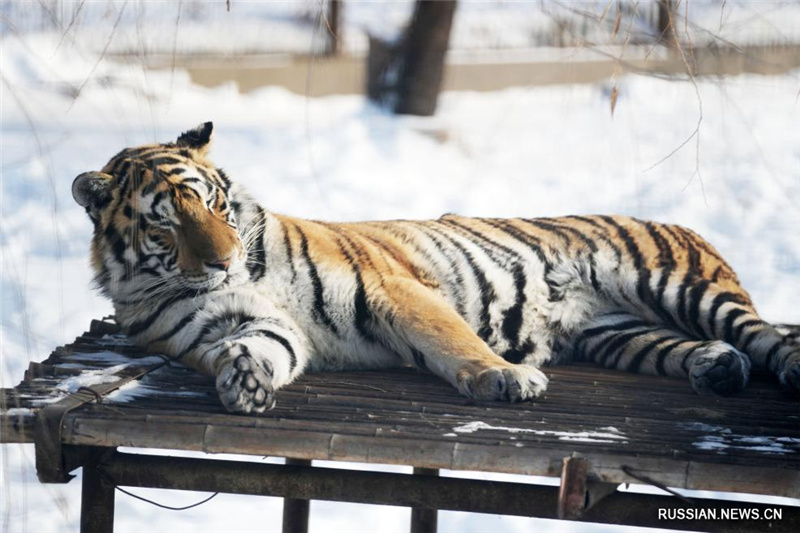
67;0;129;112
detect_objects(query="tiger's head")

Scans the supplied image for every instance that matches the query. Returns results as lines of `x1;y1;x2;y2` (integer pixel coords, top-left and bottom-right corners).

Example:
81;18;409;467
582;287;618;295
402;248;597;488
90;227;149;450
72;122;248;301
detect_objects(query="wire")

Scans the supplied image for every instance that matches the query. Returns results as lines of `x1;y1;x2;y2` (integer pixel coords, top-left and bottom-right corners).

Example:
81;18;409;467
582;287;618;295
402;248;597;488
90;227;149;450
97;466;220;511
114;485;220;511
621;465;692;504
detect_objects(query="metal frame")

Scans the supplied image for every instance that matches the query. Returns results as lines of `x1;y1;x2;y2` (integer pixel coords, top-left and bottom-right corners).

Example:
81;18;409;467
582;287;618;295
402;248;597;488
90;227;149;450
282;459;312;533
75;449;799;533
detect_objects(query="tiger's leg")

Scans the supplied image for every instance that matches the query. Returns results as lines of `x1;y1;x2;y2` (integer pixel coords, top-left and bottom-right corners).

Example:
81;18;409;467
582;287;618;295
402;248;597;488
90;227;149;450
207;318;308;414
705;299;800;394
572;312;751;396
162;297;309;414
380;278;548;402
666;284;800;394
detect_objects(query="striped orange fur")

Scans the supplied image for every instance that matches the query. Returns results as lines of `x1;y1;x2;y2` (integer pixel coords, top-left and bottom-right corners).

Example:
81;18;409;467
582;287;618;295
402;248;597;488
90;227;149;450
71;123;799;414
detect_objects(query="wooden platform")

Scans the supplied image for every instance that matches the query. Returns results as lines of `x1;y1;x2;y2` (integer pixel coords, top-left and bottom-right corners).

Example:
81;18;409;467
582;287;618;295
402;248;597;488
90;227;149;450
2;318;799;532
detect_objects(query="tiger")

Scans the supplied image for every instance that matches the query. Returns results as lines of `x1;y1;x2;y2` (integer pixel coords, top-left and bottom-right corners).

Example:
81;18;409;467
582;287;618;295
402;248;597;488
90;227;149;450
71;122;800;414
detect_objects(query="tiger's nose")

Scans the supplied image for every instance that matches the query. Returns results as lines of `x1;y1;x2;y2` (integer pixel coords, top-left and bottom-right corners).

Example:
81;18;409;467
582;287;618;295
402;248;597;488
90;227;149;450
205;258;231;271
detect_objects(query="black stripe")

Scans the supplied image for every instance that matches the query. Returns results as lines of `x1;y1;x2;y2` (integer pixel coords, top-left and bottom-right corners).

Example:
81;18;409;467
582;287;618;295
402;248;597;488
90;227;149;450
573;318;650;352
152;311;199;343
150;157;184;167
251;329;298;372
279;220;298;282
295;225;339;335
707;292;748;336
420;224;496;341
567;215;604;229
687;279;711;338
518;219;571;246
362;235;400;275
654;267;673;310
400;223;467;317
598;328;656;367
335;228;382;280
598;216;644;270
175;183;201;201
675;274;693;333
579;325;641;362
764;341;784;372
599;216;655;315
643;221;676;268
442;219;531;352
103;224;127;266
500;264;528;350
741;325;765;354
662;226;700;334
335;236;379;344
629;219;682;329
125;292;192;337
479;219;550;268
502;339;535;364
410;348;428;370
549;221;599;252
626;337;671;374
481;219;561;302
733;319;761;347
681;227;729;267
568;215;624;264
588;255;601;292
182;310;255;356
679;342;705;374
722;308;749;344
441;218;517;263
217;168;232;189
549;221;602;292
676;227;702;274
245;206;267;281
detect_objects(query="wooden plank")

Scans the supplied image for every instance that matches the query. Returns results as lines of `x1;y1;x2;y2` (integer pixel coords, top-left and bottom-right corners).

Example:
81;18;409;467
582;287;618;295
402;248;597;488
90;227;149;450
3;320;799;501
57;413;800;498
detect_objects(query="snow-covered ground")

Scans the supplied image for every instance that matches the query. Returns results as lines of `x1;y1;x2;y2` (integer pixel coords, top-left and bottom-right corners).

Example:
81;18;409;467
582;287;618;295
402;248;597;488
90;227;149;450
2;16;800;533
3;0;800;57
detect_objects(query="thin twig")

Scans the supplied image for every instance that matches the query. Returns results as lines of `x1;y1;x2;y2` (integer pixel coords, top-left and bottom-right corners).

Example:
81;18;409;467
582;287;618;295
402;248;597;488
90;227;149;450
168;0;183;108
303;3;333;216
54;0;85;52
67;0;129;112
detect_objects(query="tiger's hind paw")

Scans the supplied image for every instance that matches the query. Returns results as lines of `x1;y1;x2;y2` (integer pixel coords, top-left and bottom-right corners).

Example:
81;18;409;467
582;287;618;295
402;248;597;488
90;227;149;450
459;365;548;402
216;345;275;414
689;341;750;397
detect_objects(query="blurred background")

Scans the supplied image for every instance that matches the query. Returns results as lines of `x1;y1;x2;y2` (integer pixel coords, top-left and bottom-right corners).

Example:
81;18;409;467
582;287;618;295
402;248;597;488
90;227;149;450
1;1;799;532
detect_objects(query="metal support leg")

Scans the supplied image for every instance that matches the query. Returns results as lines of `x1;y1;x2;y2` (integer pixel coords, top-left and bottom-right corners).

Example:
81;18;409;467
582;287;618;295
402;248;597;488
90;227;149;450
282;459;312;533
410;468;439;533
558;457;618;520
81;463;116;533
558;457;590;520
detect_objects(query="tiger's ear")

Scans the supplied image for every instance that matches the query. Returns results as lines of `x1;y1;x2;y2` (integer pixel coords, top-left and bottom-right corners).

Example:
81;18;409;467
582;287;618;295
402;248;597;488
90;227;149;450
176;122;213;155
73;171;113;219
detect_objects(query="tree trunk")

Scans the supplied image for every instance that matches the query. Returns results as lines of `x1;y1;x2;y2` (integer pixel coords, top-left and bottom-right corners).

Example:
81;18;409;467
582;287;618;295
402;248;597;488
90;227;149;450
325;0;341;56
657;0;675;47
367;0;457;116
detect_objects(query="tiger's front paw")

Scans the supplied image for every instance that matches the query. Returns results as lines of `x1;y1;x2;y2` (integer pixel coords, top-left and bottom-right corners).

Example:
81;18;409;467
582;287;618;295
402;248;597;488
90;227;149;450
458;364;548;402
216;345;275;414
